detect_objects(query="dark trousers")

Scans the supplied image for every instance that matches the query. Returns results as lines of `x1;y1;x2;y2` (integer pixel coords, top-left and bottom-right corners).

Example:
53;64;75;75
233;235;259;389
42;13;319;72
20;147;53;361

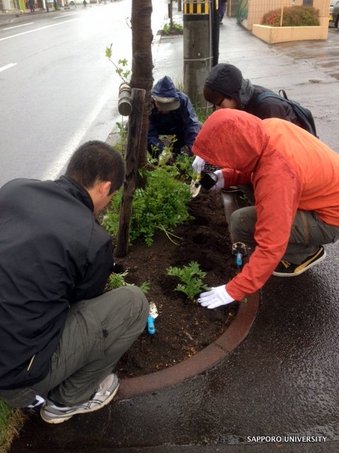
229;206;339;263
0;287;149;408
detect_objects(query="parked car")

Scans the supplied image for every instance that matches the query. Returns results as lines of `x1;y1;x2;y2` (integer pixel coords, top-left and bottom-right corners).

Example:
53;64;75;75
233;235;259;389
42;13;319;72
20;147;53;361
330;1;338;25
333;1;339;28
330;1;334;14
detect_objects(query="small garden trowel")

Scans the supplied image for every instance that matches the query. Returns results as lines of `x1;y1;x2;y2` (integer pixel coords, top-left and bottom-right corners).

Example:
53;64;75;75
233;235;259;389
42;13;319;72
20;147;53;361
232;242;248;269
190;170;202;198
190;173;218;198
147;302;159;335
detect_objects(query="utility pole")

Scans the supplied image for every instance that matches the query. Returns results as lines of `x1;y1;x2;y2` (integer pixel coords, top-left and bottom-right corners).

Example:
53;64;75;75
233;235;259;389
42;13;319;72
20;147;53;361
183;1;220;108
168;0;173;27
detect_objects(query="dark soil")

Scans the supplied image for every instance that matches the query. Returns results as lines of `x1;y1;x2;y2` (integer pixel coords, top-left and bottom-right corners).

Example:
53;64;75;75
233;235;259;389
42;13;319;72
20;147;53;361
116;190;239;378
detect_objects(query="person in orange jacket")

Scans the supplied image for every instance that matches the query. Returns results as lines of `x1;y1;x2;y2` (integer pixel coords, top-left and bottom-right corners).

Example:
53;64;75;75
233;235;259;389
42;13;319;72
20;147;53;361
192;109;339;309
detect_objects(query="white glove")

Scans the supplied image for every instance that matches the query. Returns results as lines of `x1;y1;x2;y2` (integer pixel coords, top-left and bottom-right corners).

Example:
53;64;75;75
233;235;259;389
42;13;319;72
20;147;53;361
192;156;205;174
197;285;234;309
211;170;225;190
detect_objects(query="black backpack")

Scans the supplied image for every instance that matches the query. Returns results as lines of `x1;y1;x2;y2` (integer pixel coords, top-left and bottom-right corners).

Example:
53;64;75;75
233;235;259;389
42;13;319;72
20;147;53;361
256;89;318;137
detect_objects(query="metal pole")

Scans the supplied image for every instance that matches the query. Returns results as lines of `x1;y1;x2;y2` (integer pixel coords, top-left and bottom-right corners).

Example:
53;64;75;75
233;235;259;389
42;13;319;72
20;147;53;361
211;0;220;66
168;0;173;27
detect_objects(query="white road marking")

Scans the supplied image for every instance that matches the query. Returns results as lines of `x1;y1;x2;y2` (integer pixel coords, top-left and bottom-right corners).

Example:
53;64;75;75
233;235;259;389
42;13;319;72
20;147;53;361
43;83;117;180
3;22;34;31
0;63;17;73
0;19;80;42
53;13;77;19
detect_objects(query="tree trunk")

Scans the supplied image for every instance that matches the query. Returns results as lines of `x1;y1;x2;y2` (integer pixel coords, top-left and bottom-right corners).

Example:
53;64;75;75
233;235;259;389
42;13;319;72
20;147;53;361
130;0;154;170
116;88;146;257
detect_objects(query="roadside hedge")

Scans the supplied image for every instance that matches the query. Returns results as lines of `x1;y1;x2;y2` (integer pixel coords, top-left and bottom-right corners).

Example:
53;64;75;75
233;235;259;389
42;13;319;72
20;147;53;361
262;6;320;27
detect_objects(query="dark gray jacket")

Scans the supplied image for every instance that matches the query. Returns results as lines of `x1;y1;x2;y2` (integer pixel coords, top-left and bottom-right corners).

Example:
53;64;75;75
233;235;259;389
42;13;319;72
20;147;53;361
0;176;113;389
245;84;298;124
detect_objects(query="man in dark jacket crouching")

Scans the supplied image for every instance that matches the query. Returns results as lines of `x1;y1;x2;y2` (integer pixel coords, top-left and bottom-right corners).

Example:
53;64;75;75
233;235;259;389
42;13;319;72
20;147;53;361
0;140;149;424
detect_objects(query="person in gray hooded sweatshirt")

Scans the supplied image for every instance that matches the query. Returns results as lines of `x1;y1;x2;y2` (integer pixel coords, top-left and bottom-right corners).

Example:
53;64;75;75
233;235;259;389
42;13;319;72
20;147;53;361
203;63;299;124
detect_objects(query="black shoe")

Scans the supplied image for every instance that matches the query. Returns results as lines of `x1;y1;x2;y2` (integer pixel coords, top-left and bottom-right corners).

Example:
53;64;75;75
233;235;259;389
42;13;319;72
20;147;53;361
273;246;326;277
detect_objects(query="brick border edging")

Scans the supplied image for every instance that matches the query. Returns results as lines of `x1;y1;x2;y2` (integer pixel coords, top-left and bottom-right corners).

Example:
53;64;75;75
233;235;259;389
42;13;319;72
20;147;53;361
116;292;260;400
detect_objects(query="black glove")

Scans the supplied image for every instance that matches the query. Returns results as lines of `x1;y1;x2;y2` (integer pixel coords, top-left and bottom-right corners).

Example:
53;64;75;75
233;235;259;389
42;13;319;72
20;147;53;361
200;171;224;191
112;262;125;274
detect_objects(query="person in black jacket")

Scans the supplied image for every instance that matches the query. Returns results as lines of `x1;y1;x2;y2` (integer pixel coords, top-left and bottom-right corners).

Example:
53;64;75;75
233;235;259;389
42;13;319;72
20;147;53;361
203;63;299;124
0;141;149;424
219;0;227;23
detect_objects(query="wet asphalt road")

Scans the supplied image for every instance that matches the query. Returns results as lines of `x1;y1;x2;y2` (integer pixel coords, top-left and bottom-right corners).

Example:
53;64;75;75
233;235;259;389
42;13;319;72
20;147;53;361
0;0;166;187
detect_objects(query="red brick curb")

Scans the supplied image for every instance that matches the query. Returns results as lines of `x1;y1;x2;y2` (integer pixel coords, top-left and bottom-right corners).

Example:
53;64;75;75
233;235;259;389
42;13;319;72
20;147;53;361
117;292;260;400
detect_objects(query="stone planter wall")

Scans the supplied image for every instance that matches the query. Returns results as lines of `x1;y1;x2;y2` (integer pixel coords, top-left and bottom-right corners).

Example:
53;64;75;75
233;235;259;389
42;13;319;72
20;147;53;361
252;23;329;43
244;0;330;43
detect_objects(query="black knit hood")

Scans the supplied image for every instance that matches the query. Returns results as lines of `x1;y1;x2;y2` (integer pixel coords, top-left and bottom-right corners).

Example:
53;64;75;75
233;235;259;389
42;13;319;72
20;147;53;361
204;63;254;108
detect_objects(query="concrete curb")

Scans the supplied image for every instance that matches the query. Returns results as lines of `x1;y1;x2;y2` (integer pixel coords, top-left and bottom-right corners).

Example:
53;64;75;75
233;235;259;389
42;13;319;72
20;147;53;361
117;292;260;400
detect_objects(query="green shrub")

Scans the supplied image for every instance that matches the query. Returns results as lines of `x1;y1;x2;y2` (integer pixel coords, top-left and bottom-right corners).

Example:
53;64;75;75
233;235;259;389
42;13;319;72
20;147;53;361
174;153;195;181
262;6;319;27
103;165;191;246
107;270;130;289
162;21;183;35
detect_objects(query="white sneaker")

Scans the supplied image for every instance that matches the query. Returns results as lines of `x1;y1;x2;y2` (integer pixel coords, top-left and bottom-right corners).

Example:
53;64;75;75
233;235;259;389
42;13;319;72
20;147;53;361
27;395;45;409
40;374;119;424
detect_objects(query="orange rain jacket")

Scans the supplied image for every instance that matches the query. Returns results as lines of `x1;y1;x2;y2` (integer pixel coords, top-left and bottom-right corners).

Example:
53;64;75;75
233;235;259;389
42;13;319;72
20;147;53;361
192;109;339;301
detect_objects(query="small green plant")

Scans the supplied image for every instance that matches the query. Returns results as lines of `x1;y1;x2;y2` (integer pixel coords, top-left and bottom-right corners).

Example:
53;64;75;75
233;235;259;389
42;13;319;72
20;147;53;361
108;270;129;289
157;135;177;166
152;136;193;176
113;120;128;155
105;44;131;82
139;281;151;295
107;270;150;295
150;134;195;181
162;21;183;35
167;261;209;302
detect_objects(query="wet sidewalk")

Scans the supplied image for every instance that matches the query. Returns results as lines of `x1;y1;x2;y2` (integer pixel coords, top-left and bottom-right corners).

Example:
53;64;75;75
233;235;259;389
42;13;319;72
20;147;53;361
10;11;339;453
